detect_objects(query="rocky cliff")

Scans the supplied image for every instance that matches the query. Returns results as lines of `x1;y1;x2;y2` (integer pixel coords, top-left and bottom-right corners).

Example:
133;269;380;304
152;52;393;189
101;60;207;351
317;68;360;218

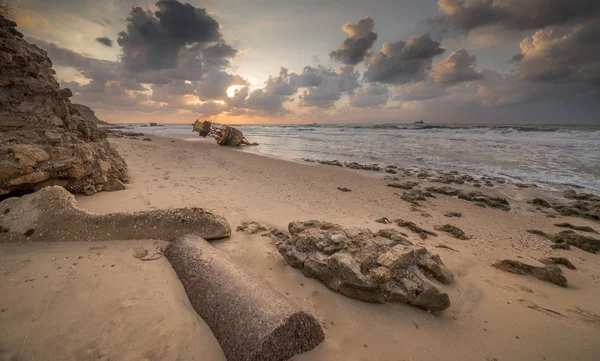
0;16;128;198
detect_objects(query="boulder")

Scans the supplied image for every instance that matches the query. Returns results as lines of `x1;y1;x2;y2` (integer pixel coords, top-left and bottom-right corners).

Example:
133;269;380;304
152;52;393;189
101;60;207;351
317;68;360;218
276;220;454;311
0;16;128;197
164;235;324;361
0;186;231;242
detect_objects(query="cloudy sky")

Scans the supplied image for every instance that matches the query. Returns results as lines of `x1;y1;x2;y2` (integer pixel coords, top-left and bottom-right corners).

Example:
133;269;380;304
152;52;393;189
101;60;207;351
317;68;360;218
7;0;600;124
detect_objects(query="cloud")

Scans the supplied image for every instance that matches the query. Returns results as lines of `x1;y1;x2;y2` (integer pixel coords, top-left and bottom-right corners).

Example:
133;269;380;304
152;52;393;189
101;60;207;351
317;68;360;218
432;0;600;33
240;68;298;115
95;36;113;47
429;48;482;84
196;69;247;100
513;20;600;88
297;65;360;109
351;83;389;108
116;0;235;75
330;16;378;65
364;33;445;84
394;81;449;101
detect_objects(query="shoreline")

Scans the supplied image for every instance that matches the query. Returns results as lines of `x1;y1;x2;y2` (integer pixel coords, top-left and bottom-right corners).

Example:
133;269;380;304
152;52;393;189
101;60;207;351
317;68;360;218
2;135;600;361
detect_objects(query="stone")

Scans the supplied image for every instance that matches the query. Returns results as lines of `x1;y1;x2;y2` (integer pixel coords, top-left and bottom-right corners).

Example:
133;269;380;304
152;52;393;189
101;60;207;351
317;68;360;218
400;189;435;205
237;221;269;234
531;198;552;208
539;257;576;270
387;181;418;190
395;219;437;239
434;224;470;240
526;229;551;239
337;187;351;192
143;137;153;141
0;17;128;197
554;222;597;234
443;211;462;218
550;243;570;250
164;235;324;361
375;217;391;224
0;186;231;242
552;230;600;254
276;220;454;311
492;259;568;287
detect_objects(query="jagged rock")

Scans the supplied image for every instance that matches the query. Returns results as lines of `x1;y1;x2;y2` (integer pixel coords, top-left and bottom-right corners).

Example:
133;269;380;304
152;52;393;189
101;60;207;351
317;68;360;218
492;259;568;288
552;230;600;254
426;186;460;196
400;189;435;205
0;17;128;197
387;181;418;190
276;220;454;311
554;222;597;233
457;191;510;211
70;104;110;125
237;221;269;234
443;211;462;218
539;257;576;270
395;219;437;239
434;224;470;240
531;198;552;208
0;186;231;242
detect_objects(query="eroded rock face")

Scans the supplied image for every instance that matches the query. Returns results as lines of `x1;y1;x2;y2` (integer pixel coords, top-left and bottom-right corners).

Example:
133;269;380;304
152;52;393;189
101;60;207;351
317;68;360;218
275;220;454;312
0;186;231;242
0;16;128;197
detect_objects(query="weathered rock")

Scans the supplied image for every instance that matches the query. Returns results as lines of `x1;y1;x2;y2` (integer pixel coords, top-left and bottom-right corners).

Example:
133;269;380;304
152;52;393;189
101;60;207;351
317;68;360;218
400;189;435;205
539;257;576;270
0;17;128;197
387;181;418;190
164;235;324;361
531;198;552;208
0;186;230;242
337;186;351;192
526;229;551;239
554;222;597;234
492;259;568;287
426;186;461;196
375;217;391;224
434;224;470;240
551;243;570;250
457;191;510;211
443;211;462;218
276;220;454;311
237;221;269;234
395;219;437;239
552;230;600;254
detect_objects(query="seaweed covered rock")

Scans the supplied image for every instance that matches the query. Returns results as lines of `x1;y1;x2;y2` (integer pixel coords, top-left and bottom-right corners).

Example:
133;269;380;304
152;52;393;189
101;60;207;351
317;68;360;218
552;230;600;254
492;259;568;287
275;220;454;311
0;16;128;197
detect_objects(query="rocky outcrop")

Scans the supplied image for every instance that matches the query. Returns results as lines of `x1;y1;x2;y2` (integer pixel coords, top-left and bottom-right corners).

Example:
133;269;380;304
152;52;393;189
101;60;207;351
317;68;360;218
0;186;231;242
552;230;600;254
492;259;568;288
70;103;110;125
434;224;470;240
274;220;454;312
0;16;128;197
427;186;511;211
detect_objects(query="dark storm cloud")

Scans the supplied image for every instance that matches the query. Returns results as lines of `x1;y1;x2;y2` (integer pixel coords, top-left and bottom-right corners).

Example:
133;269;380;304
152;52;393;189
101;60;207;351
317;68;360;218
364;33;445;84
432;0;600;33
350;83;389;108
117;0;234;74
514;19;600;88
430;48;482;85
330;16;378;65
95;36;113;47
298;65;360;108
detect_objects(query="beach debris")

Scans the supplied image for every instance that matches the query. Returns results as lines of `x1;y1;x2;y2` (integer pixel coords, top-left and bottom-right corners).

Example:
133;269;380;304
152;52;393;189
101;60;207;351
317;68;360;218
492;259;568;287
375;217;391;224
337;187;352;192
394;219;438;239
539;257;576;270
554;223;597;234
0;18;128;198
0;186;231;243
192;120;257;146
275;220;454;311
531;198;552;208
387;181;418;190
443;211;462;218
552;230;600;254
400;189;435;205
434;224;470;240
164;235;324;361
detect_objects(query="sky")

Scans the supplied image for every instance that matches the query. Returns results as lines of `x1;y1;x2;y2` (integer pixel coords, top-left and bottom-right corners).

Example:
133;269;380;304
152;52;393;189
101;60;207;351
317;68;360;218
5;0;600;124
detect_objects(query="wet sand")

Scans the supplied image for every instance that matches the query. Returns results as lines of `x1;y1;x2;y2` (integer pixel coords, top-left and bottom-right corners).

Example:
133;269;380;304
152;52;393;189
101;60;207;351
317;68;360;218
1;135;599;361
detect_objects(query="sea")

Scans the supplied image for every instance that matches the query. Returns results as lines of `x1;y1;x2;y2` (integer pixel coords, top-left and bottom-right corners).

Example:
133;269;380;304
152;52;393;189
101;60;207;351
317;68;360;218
120;123;600;193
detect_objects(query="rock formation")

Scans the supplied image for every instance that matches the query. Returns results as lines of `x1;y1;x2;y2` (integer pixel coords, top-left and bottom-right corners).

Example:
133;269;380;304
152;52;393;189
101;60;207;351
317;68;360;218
273;220;454;312
492;259;568;288
0;186;231;242
0;16;128;198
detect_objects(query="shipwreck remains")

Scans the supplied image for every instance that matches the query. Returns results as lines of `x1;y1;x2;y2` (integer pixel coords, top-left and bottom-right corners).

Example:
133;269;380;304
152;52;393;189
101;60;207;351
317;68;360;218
193;120;257;146
164;235;325;361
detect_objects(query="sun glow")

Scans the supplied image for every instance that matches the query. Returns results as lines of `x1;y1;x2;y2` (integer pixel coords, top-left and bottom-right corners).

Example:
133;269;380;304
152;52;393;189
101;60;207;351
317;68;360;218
226;85;244;97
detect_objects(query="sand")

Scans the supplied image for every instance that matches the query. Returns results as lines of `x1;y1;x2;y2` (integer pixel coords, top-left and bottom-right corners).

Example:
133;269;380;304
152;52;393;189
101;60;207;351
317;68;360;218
1;135;599;361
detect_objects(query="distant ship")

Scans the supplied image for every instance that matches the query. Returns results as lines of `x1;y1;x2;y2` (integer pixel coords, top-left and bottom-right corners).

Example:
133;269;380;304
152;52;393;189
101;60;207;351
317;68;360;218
414;120;424;124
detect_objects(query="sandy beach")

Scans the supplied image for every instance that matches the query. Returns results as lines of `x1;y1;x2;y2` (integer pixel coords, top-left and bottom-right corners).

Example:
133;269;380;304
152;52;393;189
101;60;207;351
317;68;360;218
2;134;599;361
